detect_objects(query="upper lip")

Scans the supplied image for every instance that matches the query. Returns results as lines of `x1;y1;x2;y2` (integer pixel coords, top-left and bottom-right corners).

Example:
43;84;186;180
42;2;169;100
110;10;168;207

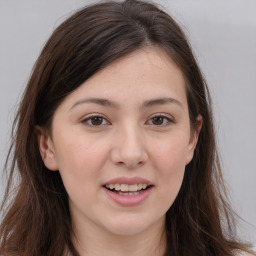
103;176;153;186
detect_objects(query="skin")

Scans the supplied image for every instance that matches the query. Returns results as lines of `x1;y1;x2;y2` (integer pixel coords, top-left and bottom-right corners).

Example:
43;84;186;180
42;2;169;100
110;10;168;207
38;46;202;256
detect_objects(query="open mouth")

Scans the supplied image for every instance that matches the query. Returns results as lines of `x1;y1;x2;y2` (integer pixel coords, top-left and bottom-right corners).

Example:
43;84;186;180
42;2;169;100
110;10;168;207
103;184;153;196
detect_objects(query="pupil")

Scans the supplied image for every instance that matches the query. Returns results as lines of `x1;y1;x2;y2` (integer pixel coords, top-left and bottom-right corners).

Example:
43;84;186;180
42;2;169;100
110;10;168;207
91;117;103;125
153;117;163;125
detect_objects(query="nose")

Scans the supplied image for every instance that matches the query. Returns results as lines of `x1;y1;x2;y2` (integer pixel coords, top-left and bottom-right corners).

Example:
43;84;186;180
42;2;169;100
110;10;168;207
110;123;148;169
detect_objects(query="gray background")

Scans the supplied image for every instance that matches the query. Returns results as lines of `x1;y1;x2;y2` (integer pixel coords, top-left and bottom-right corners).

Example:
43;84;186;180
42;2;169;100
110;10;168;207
0;0;255;246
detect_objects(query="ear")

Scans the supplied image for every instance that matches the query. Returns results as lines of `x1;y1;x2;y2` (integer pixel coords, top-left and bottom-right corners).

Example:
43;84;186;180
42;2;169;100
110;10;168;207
35;126;58;171
186;115;203;165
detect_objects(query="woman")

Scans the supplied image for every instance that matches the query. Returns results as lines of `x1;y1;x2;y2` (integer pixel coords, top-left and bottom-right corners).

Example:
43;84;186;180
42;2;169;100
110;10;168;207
0;0;255;255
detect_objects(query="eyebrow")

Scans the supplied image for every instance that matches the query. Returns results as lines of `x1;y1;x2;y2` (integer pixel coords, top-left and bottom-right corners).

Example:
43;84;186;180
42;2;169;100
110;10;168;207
70;96;183;110
70;97;119;110
142;97;183;108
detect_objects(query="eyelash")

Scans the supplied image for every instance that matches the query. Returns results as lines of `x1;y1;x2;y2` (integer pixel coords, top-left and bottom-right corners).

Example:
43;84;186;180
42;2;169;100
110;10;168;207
146;114;174;126
81;115;110;127
81;114;174;127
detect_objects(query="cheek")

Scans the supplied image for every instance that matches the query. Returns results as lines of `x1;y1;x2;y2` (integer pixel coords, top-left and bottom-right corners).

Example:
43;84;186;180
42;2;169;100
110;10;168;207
54;131;108;171
152;136;189;173
150;136;188;201
53;133;112;213
52;131;111;195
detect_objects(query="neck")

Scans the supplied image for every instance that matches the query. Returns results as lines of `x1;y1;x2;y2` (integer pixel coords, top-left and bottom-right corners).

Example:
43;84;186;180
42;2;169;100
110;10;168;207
70;217;166;256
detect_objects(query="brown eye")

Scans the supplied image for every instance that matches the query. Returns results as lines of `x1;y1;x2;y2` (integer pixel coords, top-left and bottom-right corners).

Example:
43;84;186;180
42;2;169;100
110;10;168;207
91;116;103;126
147;115;173;126
82;115;110;127
152;116;164;125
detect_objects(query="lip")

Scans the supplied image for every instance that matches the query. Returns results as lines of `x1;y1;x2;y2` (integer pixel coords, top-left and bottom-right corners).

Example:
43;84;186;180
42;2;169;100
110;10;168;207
103;186;153;206
103;176;153;186
102;176;153;206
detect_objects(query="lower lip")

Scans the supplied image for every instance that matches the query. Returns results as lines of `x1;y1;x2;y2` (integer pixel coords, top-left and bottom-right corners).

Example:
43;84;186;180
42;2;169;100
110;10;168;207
103;186;153;206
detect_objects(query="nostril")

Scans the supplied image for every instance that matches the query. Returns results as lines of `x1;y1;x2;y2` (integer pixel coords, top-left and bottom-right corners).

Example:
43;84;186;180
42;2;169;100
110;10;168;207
110;143;148;168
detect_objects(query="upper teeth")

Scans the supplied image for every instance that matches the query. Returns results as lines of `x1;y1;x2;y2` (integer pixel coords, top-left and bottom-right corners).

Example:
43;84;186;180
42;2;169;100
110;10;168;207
105;184;148;192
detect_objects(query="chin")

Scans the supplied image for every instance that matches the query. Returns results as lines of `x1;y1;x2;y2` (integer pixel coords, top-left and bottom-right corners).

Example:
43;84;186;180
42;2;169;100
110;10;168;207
107;225;149;236
102;214;164;236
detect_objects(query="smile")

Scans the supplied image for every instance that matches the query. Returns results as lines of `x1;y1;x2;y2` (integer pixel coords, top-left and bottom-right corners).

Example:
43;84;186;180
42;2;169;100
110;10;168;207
103;178;153;206
104;183;152;195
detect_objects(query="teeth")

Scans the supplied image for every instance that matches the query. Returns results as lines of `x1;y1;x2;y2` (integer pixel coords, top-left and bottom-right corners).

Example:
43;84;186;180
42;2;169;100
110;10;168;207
109;184;115;189
115;184;120;190
105;183;149;192
137;184;143;190
142;184;147;189
120;184;128;192
129;184;137;192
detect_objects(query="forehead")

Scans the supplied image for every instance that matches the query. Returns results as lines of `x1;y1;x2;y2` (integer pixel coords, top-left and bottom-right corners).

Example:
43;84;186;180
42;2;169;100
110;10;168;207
56;46;187;111
90;46;184;86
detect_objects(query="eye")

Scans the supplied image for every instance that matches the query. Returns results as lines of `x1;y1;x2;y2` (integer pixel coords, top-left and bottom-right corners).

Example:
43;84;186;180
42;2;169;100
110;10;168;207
82;115;110;127
147;115;173;126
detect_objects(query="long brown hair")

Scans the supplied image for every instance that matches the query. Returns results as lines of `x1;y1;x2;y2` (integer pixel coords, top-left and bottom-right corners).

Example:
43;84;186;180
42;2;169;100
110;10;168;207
0;1;255;255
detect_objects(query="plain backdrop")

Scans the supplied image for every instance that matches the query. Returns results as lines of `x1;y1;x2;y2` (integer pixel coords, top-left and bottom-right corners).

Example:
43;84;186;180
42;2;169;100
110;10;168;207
0;0;255;247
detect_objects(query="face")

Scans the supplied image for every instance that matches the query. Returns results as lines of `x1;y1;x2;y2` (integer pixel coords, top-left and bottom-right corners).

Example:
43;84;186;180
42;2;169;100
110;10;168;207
38;47;201;238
